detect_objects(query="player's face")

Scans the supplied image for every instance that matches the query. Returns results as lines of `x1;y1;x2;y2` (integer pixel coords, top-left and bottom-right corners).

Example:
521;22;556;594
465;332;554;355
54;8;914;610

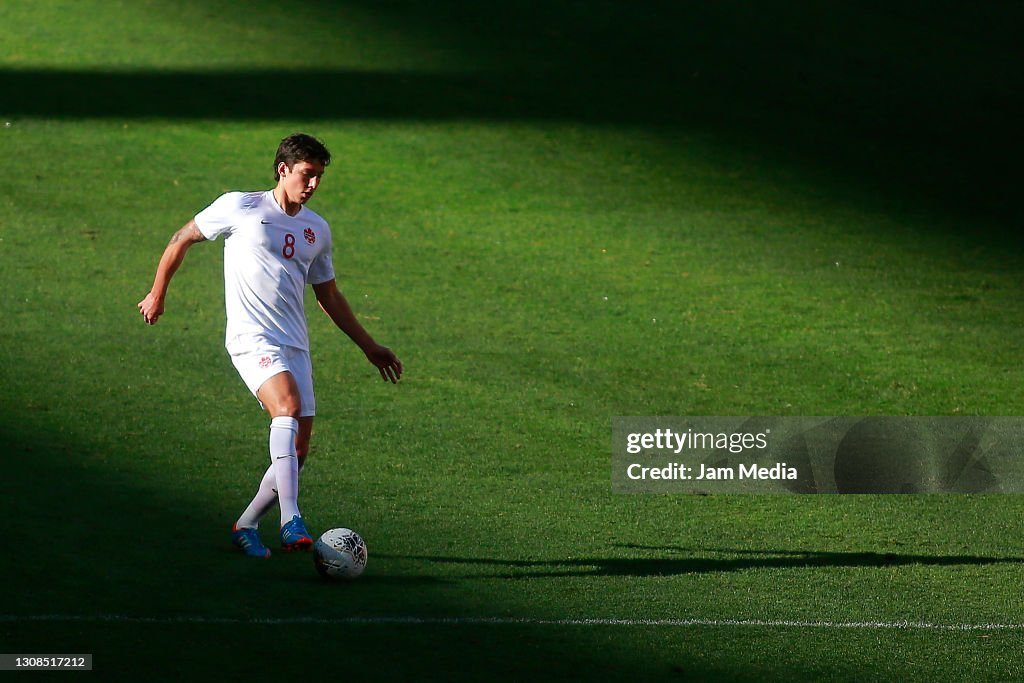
279;160;326;205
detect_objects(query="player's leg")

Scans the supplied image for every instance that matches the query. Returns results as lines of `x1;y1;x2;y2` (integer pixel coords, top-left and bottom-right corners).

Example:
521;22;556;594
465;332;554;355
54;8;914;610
296;416;313;468
257;372;306;539
234;422;310;529
230;370;302;557
256;370;303;418
262;348;318;551
235;466;278;529
234;417;312;532
229;345;315;554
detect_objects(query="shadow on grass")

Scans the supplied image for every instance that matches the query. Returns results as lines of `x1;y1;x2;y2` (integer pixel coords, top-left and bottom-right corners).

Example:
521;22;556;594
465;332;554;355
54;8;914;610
3;1;1022;232
381;546;1022;579
0;425;723;681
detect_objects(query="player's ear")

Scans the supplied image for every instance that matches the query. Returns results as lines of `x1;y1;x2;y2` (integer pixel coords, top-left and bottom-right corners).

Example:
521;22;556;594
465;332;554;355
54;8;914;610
277;161;289;178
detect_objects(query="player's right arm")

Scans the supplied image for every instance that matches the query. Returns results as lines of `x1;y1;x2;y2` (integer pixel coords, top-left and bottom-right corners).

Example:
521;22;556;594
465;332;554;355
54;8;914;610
137;219;207;325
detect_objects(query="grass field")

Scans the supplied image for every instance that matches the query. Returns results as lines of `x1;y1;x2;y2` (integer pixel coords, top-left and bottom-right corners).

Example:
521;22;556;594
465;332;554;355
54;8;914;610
2;1;1024;680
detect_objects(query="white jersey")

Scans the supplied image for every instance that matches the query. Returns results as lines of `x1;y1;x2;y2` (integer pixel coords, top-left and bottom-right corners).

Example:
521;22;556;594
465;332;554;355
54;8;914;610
194;190;335;352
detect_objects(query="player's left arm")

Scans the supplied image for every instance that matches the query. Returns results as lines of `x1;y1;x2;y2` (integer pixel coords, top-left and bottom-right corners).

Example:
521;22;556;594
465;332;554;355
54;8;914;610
312;279;403;383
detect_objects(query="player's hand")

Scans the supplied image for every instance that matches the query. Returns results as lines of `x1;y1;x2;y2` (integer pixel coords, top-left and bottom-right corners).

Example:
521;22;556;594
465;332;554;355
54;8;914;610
137;292;165;325
366;344;403;383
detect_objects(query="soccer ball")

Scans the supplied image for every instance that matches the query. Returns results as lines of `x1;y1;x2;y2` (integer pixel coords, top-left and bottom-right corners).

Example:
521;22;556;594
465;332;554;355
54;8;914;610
313;528;368;580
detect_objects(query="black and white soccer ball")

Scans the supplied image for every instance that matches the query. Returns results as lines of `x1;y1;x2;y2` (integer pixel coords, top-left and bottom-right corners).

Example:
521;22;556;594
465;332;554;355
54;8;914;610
313;528;368;580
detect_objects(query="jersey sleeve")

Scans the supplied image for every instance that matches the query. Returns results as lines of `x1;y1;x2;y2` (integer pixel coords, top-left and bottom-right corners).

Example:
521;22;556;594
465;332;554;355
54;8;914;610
194;192;244;241
308;225;336;284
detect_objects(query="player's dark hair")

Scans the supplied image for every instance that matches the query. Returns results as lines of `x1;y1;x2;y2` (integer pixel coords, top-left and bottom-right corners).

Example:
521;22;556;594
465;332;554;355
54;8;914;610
274;133;331;180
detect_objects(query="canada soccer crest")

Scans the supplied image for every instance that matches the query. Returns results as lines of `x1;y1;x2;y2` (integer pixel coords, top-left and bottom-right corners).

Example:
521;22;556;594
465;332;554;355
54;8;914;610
304;227;316;245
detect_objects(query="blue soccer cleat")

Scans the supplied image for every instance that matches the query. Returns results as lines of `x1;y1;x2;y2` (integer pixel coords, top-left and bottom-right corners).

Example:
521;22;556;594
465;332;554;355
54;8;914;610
280;515;313;551
232;524;271;559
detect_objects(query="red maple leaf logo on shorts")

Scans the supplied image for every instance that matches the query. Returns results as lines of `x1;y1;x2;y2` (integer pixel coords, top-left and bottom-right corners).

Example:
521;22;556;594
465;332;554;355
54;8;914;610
304;228;316;245
259;356;272;369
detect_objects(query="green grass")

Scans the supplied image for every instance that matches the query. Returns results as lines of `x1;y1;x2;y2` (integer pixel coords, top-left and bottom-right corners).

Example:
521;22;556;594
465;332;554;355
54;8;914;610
2;1;1024;680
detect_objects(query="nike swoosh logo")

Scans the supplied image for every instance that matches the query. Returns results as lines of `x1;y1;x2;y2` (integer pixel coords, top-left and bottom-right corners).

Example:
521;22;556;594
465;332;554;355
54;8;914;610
261;220;272;224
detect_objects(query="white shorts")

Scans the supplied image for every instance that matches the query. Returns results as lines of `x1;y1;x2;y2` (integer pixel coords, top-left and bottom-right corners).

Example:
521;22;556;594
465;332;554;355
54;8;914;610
227;336;316;417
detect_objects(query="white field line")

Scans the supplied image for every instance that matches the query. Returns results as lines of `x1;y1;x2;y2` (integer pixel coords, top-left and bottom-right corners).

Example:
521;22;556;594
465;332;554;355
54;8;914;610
1;614;1022;632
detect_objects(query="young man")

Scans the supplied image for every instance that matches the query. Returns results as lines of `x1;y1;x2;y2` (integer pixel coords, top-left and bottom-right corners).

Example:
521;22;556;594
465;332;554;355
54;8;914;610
138;133;403;558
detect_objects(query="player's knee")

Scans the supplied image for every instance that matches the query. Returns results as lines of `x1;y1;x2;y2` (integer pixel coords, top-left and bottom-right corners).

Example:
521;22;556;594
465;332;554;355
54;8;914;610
269;397;301;418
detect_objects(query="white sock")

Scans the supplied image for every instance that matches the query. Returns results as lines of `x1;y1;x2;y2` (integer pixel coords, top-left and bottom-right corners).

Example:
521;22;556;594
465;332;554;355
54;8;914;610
270;416;301;525
235;465;277;530
235;461;305;530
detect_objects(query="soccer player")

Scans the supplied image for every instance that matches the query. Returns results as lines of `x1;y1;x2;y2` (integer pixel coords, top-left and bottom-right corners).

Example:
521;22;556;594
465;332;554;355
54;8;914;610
138;133;403;558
